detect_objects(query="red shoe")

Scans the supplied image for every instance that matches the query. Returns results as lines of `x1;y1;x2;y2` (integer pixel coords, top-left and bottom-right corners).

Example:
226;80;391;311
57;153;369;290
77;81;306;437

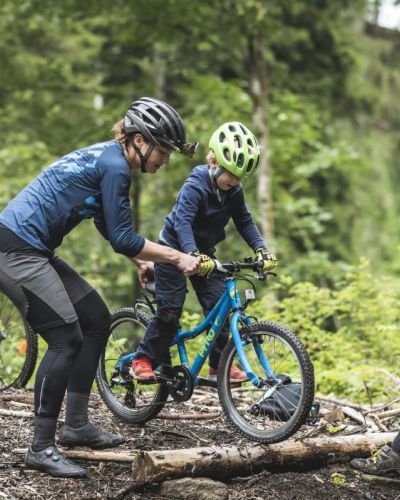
208;366;248;383
129;355;156;381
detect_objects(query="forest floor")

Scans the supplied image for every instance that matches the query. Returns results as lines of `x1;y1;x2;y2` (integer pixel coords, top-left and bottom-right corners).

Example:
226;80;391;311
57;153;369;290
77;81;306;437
1;388;399;499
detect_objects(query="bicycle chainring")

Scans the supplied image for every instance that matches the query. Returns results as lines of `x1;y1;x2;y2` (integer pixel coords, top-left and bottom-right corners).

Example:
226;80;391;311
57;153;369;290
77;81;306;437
168;365;194;402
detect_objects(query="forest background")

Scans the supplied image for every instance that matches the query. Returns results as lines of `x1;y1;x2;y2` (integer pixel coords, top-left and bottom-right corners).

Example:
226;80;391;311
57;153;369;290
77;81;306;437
1;0;399;404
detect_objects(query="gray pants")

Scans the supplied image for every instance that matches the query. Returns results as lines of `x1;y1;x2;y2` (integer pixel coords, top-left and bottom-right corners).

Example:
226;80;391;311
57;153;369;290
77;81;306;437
0;251;93;332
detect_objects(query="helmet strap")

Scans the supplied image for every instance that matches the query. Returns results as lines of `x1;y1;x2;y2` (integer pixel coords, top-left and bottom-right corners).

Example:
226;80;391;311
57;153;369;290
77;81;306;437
210;166;226;203
130;137;155;173
213;167;225;181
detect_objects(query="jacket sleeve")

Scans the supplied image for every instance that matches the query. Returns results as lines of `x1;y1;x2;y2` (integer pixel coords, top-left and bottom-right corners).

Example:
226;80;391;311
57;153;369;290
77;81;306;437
231;188;265;251
174;183;204;253
93;213;109;241
99;157;145;257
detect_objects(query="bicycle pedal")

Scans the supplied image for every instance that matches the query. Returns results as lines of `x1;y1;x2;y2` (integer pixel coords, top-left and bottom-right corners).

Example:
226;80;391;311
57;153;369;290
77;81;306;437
134;377;159;385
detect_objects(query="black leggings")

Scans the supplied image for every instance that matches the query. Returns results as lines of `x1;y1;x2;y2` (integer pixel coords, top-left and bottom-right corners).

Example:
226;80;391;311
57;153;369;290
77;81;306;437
34;290;111;417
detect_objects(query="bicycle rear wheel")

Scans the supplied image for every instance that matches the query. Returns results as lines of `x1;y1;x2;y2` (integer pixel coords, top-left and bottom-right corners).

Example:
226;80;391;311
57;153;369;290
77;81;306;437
96;308;169;424
0;290;37;391
218;321;314;443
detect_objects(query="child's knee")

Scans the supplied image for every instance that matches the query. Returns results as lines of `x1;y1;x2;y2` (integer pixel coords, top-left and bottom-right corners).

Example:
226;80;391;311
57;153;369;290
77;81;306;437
156;309;181;331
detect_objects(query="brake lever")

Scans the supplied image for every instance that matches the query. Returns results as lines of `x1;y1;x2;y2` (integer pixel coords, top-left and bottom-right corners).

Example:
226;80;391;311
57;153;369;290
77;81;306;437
214;259;228;274
256;270;266;281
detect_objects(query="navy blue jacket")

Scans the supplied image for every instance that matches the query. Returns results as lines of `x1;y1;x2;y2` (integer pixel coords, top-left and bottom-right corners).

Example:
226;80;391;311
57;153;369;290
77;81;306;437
161;165;265;254
0;141;145;257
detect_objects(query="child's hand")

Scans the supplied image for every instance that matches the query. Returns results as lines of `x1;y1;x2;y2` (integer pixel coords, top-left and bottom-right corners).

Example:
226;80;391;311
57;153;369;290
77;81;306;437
190;251;216;277
255;248;277;271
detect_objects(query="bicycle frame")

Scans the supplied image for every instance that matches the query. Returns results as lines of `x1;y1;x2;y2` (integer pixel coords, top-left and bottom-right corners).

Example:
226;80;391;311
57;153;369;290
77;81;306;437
117;278;277;387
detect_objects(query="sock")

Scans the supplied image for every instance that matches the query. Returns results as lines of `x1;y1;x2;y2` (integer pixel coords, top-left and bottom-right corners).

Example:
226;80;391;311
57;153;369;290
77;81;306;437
392;432;400;454
64;392;89;428
31;416;57;452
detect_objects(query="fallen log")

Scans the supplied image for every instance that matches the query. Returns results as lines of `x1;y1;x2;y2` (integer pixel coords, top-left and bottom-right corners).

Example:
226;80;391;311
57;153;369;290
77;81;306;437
375;408;400;419
0;408;32;418
341;406;380;431
156;412;220;421
361;473;400;487
13;447;136;463
0;392;34;404
316;395;369;411
133;432;397;483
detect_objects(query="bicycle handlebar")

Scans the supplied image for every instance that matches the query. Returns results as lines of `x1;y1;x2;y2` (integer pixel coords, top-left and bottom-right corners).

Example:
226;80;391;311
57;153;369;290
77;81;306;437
142;259;272;296
213;258;273;281
215;259;264;273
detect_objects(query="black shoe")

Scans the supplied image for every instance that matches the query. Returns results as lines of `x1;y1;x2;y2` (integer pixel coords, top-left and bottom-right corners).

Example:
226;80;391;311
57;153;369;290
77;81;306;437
25;445;87;478
350;445;400;477
59;421;125;450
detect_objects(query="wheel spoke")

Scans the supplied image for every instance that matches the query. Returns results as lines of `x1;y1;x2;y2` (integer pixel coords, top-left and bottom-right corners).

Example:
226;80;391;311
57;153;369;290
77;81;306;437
218;323;314;443
96;310;169;423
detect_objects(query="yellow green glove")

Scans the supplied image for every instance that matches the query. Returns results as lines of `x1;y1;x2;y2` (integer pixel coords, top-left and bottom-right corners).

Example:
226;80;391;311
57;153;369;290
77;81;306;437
190;251;216;277
255;248;277;271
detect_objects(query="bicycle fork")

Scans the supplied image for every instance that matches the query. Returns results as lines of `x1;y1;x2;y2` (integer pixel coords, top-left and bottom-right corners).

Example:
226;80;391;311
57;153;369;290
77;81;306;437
230;311;279;388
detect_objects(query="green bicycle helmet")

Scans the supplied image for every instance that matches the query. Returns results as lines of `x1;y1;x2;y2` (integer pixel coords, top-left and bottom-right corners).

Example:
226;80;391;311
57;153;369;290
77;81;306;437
208;122;260;178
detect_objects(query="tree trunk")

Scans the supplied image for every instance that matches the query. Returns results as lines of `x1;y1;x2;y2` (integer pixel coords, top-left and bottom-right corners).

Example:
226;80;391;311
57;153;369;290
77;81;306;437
133;432;397;483
131;170;142;304
248;34;273;245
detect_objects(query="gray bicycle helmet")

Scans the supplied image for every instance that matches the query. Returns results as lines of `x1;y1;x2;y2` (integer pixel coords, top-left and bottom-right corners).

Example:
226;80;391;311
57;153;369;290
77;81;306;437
124;97;187;152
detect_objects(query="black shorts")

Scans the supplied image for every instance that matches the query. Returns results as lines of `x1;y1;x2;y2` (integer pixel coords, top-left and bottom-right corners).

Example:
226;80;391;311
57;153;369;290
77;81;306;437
0;225;93;332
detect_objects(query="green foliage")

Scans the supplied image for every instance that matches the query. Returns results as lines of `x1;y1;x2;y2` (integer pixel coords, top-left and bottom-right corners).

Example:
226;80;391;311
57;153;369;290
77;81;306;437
331;472;346;485
249;259;400;402
1;0;400;403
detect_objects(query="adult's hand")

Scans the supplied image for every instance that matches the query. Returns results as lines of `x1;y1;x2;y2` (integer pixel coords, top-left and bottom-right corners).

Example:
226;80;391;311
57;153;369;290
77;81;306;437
131;258;155;287
176;252;200;276
137;260;155;286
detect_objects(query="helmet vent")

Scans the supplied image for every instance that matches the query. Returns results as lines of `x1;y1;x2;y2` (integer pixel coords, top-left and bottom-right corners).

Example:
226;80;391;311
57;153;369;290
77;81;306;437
246;158;254;173
247;138;255;154
223;148;231;162
234;135;242;148
239;124;248;135
237;153;244;168
219;132;226;143
228;124;236;132
233;152;237;161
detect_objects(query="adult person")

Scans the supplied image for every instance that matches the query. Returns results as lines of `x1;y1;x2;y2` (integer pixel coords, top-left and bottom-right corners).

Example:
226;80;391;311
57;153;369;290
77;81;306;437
0;97;199;478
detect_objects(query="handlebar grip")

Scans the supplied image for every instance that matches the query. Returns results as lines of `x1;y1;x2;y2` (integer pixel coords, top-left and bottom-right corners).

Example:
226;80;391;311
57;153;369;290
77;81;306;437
218;260;265;273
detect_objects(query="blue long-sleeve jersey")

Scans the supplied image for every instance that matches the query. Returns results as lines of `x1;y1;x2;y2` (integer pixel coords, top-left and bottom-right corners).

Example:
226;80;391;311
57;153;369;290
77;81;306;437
160;165;265;254
0;141;145;257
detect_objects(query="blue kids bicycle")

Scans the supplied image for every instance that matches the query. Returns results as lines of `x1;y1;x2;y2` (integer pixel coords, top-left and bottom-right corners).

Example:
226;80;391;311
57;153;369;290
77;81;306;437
96;258;315;443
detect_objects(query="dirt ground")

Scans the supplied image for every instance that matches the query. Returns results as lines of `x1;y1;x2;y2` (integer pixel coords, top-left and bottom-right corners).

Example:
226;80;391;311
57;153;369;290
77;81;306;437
1;389;399;499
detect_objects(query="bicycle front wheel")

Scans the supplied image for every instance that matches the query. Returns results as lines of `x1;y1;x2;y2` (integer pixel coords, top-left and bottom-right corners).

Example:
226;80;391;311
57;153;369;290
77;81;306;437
0;290;37;391
96;308;169;424
218;321;314;443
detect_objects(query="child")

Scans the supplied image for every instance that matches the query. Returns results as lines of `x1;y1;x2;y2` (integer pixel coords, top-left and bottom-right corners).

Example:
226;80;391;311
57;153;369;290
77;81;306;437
131;121;277;381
